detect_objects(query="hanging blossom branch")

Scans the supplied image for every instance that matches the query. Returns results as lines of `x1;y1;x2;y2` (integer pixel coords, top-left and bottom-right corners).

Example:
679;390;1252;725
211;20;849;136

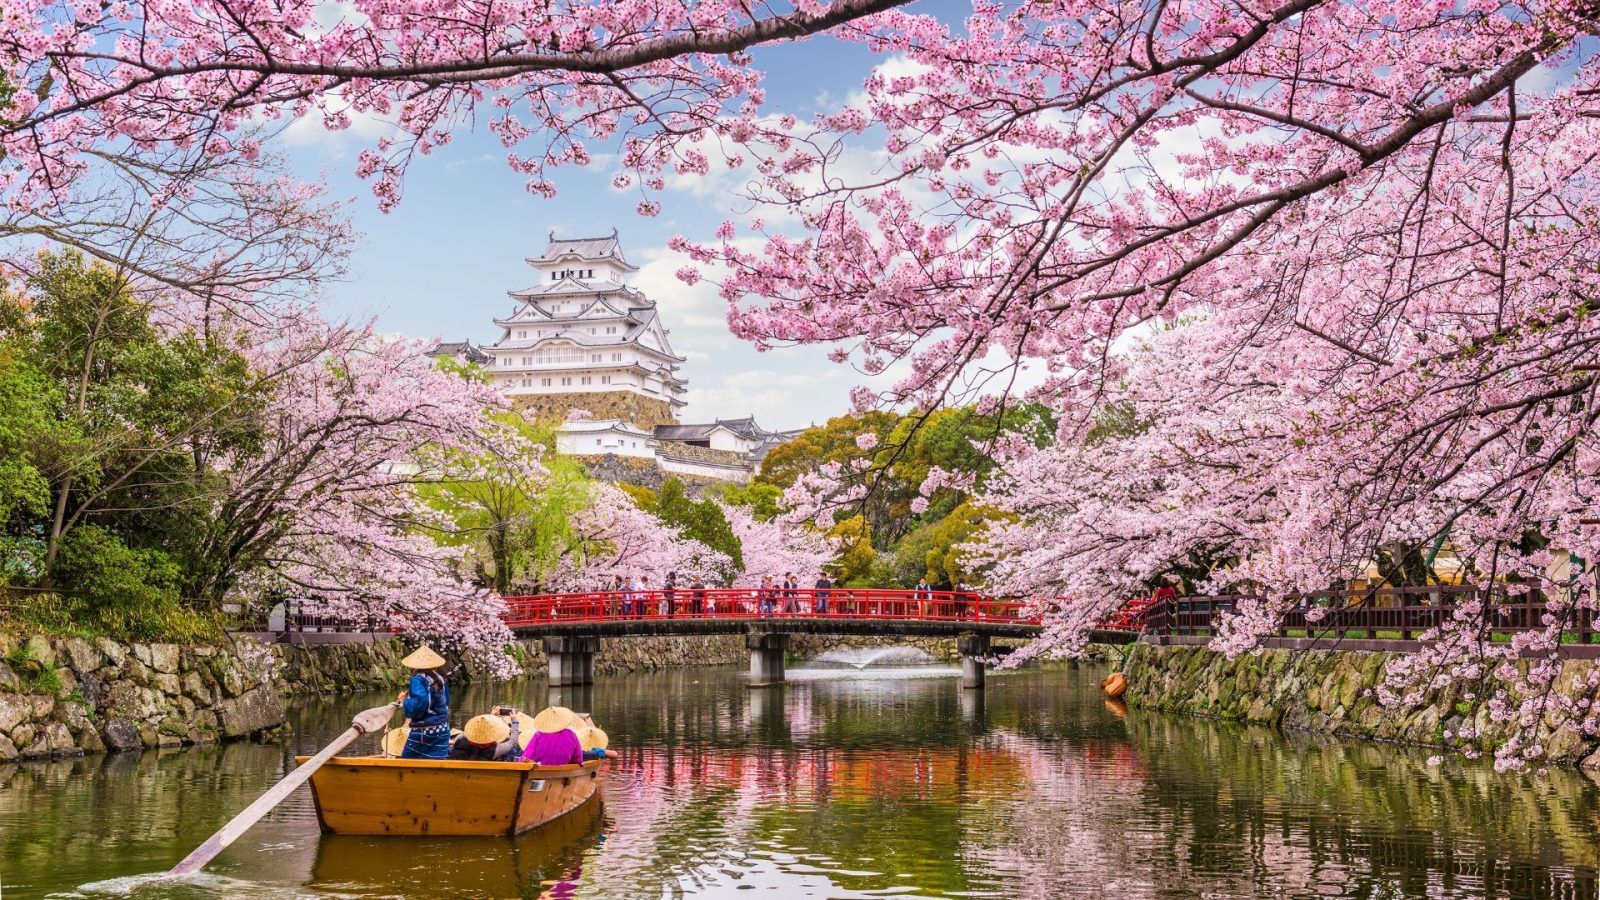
0;0;911;211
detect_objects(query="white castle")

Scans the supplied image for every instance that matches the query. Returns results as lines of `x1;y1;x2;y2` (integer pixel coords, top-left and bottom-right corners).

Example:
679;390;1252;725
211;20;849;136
430;231;796;483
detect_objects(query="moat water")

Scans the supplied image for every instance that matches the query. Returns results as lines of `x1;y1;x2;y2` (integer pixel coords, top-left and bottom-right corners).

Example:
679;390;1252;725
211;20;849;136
2;664;1598;898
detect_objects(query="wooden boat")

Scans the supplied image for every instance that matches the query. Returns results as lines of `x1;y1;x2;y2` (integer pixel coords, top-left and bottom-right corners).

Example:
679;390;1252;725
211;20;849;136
296;755;605;837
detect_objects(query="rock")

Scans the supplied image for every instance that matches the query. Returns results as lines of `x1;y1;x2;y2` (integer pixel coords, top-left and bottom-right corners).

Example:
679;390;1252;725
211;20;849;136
61;637;104;675
101;718;143;753
131;643;155;669
215;686;285;738
40;722;79;757
0;662;16;692
94;638;127;669
191;710;221;742
216;659;247;698
0;735;15;761
151;673;181;697
56;667;78;697
149;644;179;675
181;672;211;704
10;723;35;750
30;694;55;719
104;682;164;722
0;694;32;733
78;672;106;706
22;635;56;672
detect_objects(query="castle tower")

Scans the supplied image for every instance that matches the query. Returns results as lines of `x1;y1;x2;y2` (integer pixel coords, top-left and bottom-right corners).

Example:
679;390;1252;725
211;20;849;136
482;231;686;428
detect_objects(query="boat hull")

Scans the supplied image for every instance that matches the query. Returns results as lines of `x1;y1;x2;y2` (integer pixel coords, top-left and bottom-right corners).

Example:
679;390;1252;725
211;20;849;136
297;756;604;837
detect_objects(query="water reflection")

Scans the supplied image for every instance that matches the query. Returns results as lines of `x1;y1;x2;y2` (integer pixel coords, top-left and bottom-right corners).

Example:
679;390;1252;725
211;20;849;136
0;665;1595;898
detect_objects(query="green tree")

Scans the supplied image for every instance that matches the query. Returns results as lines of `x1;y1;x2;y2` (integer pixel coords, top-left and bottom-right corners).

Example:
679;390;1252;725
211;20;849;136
1;251;261;597
420;415;592;593
642;478;743;583
703;481;783;521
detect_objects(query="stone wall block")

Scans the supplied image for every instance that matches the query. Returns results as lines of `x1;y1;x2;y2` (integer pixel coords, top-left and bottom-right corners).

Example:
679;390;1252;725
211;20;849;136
216;686;285;739
150;644;179;675
101;718;142;753
0;734;16;761
94;638;127;669
0;694;31;733
0;663;18;693
61;637;103;674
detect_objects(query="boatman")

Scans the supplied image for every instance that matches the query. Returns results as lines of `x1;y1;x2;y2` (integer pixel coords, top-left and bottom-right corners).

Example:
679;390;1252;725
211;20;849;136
396;645;451;759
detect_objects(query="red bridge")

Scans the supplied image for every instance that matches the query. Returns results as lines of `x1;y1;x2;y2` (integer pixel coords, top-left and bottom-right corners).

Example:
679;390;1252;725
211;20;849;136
497;588;1136;691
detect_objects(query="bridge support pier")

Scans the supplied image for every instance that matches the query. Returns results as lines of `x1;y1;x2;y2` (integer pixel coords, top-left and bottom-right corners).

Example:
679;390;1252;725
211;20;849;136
957;633;990;690
747;632;790;687
543;635;599;687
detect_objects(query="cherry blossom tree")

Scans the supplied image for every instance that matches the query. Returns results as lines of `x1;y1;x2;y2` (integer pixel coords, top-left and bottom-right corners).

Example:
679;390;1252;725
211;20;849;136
549;483;731;589
209;309;521;665
718;501;836;586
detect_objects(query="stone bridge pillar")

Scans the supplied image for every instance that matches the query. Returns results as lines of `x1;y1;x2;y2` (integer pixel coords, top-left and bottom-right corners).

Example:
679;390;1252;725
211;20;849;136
747;631;790;687
542;635;599;687
957;633;990;690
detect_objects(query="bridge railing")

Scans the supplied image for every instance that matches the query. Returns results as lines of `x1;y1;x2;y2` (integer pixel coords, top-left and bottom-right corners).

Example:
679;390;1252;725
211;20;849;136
1140;585;1600;643
500;589;1036;628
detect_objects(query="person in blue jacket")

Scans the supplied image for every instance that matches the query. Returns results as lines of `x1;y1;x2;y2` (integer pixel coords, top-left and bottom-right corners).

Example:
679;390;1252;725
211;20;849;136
396;645;451;759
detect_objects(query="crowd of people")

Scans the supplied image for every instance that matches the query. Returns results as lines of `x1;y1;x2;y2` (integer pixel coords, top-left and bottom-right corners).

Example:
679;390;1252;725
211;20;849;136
571;573;976;619
386;646;620;765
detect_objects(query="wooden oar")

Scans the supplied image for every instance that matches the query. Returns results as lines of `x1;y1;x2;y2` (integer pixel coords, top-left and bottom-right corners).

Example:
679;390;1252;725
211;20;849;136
167;700;400;878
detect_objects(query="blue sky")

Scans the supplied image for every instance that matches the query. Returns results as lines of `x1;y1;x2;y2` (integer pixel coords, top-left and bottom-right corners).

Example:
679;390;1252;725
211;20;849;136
282;20;940;431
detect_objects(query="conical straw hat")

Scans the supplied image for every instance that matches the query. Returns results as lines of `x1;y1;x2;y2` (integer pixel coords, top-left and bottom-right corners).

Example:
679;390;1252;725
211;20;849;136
382;725;410;757
578;726;609;752
463;714;511;745
401;645;446;669
506;711;537;740
531;706;583;734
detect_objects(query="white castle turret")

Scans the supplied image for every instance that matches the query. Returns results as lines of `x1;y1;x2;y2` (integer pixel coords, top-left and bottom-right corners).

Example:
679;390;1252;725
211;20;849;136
481;230;687;427
432;230;798;484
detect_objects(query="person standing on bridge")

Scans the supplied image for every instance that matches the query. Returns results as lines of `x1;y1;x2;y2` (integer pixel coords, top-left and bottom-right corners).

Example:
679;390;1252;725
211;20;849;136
759;575;777;616
691;576;707;616
663;572;678;618
814;574;831;615
782;572;799;613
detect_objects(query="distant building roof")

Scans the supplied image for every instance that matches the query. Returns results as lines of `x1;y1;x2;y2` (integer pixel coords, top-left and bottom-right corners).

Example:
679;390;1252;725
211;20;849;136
425;340;491;365
527;230;637;270
654;417;800;457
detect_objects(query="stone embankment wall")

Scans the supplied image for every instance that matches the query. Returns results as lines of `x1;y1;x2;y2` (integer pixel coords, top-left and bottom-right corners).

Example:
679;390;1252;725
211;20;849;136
1121;642;1600;773
513;391;675;428
0;632;285;761
573;453;729;494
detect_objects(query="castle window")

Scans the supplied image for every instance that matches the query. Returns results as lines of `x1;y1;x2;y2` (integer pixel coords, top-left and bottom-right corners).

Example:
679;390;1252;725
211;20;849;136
561;377;572;386
581;376;591;385
601;376;611;385
606;327;616;335
551;272;556;281
591;354;601;362
612;353;622;362
542;378;552;387
518;330;526;339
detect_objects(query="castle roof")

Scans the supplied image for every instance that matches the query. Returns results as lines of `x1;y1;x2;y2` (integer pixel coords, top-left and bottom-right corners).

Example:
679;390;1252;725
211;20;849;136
526;230;637;271
424;340;491;365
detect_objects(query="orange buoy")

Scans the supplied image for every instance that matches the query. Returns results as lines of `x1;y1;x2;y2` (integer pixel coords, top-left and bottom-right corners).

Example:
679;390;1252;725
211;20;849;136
1102;672;1127;699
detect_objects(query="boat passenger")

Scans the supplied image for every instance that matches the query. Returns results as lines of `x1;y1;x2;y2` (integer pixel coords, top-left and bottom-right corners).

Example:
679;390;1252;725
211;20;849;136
520;706;586;766
449;713;523;762
396;645;451;760
578;725;618;762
